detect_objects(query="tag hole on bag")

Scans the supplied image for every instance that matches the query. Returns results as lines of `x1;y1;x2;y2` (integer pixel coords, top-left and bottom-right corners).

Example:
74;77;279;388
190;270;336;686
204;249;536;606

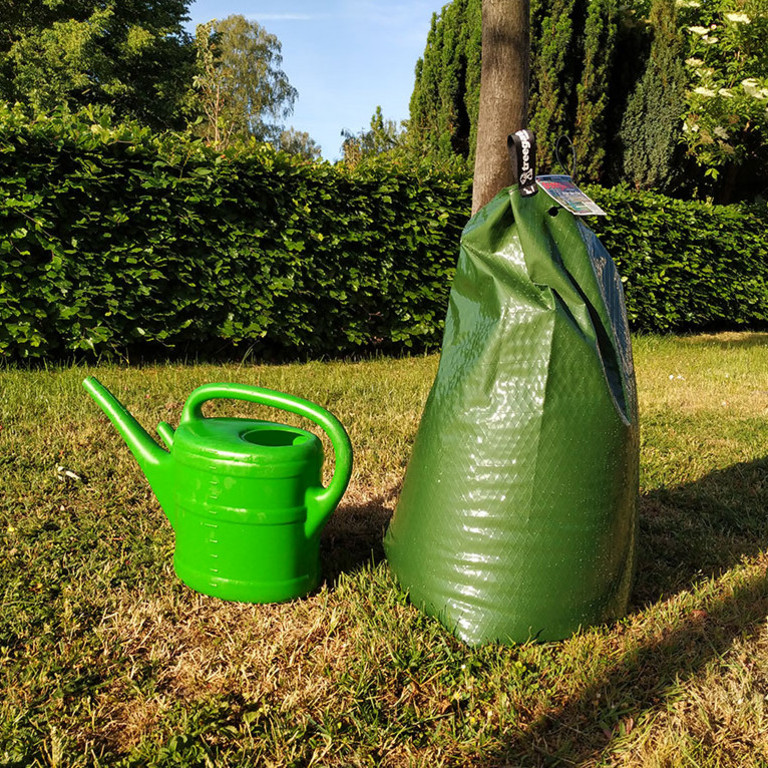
548;207;560;217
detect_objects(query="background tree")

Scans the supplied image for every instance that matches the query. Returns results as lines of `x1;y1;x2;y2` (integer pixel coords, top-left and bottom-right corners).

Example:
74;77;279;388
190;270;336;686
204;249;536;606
573;0;618;182
472;0;530;213
620;0;687;192
601;1;652;182
408;0;480;164
0;0;195;128
408;0;481;164
189;15;297;148
408;0;622;180
340;106;405;165
190;20;233;149
278;127;322;160
528;0;586;172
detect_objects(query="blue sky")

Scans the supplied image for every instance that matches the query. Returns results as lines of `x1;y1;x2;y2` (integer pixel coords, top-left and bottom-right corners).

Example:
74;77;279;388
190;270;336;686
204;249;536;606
185;1;442;160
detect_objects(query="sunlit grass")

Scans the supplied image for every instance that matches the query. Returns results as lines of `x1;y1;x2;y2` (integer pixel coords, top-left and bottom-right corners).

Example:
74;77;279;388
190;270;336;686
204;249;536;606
2;332;768;766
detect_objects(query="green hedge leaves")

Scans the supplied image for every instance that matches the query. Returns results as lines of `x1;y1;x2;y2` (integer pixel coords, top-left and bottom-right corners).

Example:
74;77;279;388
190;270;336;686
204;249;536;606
588;185;768;333
0;109;470;360
1;109;767;361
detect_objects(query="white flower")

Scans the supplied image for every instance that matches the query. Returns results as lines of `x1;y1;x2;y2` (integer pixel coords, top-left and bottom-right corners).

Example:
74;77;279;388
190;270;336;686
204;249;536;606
713;126;729;139
703;36;719;44
742;78;768;99
686;57;704;67
693;86;716;96
688;25;710;34
683;119;700;134
725;12;751;22
718;88;734;98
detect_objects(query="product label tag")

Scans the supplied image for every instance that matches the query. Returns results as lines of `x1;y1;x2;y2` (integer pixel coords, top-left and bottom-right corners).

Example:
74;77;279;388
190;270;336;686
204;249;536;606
535;175;607;216
507;130;538;197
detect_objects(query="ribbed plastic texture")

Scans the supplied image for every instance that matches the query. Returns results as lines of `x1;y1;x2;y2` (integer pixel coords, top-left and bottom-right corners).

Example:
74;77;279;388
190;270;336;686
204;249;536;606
383;184;639;645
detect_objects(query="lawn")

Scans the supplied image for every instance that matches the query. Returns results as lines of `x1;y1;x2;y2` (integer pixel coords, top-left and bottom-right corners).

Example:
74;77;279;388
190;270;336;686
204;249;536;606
2;332;768;767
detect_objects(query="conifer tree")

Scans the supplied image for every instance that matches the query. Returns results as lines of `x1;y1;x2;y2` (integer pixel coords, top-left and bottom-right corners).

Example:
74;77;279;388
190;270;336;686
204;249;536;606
408;0;481;163
528;0;587;172
573;0;618;182
438;0;470;157
464;6;483;164
408;0;634;181
620;0;686;190
409;13;443;154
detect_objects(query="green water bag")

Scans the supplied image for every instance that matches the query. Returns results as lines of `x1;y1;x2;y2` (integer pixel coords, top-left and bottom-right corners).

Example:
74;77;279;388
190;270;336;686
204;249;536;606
384;134;639;644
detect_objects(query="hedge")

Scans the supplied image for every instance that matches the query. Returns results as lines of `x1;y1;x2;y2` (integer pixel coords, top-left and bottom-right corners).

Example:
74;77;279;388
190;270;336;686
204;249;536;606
0;108;471;361
587;185;768;334
1;108;767;362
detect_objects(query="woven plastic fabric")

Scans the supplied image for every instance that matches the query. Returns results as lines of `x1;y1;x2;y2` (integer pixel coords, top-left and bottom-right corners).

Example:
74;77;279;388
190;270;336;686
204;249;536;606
383;184;639;645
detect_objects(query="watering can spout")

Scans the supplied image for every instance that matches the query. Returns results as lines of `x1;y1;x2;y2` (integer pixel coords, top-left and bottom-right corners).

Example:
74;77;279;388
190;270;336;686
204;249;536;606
83;377;174;522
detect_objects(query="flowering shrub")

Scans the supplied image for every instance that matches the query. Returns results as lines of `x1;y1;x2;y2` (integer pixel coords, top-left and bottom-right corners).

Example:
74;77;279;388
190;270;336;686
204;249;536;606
680;0;768;176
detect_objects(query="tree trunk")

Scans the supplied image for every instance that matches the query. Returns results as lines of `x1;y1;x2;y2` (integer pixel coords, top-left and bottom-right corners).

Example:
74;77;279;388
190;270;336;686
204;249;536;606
472;0;531;214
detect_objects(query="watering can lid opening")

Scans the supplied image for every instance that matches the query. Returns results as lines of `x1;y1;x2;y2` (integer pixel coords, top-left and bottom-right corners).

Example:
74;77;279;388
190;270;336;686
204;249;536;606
174;417;321;461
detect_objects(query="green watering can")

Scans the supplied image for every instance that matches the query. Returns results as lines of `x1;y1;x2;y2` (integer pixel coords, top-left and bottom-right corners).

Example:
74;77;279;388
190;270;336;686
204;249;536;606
83;377;353;603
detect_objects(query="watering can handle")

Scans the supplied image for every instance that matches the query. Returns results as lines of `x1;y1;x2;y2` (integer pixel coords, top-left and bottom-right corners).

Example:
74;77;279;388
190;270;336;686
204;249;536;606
180;383;353;535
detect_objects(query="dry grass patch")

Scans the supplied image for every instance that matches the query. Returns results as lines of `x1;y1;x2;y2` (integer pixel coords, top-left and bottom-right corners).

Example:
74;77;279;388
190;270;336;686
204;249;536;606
93;586;352;753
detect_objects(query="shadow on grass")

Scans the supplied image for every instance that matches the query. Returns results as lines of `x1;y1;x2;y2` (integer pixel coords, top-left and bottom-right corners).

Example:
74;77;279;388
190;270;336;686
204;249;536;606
485;567;768;767
678;331;768;349
319;458;768;602
314;461;768;764
319;484;400;583
634;457;768;605
481;457;768;767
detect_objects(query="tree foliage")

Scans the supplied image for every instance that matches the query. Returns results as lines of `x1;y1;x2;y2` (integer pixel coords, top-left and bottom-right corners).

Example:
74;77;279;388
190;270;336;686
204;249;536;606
340;106;405;165
278;127;322;160
409;0;766;199
189;15;298;149
408;0;622;181
529;0;586;172
573;0;618;181
620;0;688;191
408;0;481;164
0;0;195;128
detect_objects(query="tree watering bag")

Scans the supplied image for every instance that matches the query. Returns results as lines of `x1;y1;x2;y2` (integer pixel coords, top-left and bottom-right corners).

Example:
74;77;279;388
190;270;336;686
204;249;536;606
384;140;639;645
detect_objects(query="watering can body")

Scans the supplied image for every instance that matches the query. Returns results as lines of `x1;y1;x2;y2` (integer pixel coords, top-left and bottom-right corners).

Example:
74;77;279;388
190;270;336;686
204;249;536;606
83;378;353;603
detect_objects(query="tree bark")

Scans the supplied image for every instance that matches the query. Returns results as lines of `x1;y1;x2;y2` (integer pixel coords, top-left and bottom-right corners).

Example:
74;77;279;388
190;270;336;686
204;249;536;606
471;0;530;214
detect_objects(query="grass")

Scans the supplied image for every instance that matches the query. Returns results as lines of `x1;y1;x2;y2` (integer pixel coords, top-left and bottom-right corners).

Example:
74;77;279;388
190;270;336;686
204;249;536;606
2;332;768;767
